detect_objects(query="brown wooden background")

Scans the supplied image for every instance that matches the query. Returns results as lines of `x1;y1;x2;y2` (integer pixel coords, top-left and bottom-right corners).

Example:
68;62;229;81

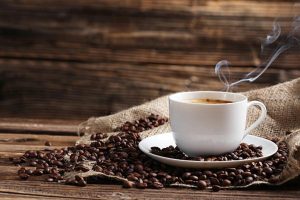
0;0;299;120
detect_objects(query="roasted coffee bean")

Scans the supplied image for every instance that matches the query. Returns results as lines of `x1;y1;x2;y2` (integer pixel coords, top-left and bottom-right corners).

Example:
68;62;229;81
33;169;44;176
75;175;87;187
123;180;134;188
47;178;54;182
135;164;144;172
26;169;33;175
136;182;147;189
210;177;220;186
149;172;157;177
182;172;191;179
44;167;51;174
19;173;29;180
245;176;254;184
204;171;213;177
189;175;199;181
263;167;273;175
127;175;139;182
152;182;164;189
77;179;87;187
222;179;231;187
92;165;103;172
11;114;288;191
151;142;264;161
197;180;207;190
242;172;252;177
157;172;168;178
75;165;90;172
18;167;26;175
45;141;52;146
119;152;128;159
50;172;61;180
65;179;78;186
198;175;207;180
212;185;221;192
30;161;37;167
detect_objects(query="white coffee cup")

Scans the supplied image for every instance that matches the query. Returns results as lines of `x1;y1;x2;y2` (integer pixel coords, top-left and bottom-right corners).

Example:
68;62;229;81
169;91;267;156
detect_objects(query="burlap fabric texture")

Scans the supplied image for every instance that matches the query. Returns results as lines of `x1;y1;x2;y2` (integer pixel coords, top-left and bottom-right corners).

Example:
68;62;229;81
68;78;300;188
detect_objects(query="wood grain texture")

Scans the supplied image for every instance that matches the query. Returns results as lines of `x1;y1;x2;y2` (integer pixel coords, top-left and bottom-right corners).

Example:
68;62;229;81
0;119;299;199
0;0;299;68
0;0;299;120
0;181;299;200
1;59;299;120
0;118;79;134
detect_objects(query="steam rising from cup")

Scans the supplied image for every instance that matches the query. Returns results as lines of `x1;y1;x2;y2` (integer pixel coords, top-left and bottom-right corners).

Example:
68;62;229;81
215;17;300;91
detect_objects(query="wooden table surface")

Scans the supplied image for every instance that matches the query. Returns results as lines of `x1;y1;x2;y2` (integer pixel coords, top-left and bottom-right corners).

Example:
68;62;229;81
1;0;300;120
0;118;299;200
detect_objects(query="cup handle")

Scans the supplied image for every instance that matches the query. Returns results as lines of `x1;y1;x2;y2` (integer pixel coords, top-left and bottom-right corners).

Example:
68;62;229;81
243;101;267;139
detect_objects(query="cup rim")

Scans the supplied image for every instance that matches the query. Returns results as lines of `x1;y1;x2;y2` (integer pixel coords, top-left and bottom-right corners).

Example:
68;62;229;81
169;91;247;106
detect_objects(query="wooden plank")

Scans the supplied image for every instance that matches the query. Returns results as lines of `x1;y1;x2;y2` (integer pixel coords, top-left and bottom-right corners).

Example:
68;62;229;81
0;133;78;146
1;46;299;69
0;144;66;153
0;180;299;200
0;0;298;17
0;0;299;120
0;132;78;158
0;193;72;200
0;10;296;49
0;59;299;119
0;118;79;135
0;0;299;68
0;122;299;199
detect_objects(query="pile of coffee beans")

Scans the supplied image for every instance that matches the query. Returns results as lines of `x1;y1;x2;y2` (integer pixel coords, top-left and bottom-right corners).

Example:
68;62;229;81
113;113;168;133
151;143;263;161
11;114;288;191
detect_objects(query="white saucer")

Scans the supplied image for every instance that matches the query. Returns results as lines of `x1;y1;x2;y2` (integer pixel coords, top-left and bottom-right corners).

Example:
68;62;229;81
138;132;278;169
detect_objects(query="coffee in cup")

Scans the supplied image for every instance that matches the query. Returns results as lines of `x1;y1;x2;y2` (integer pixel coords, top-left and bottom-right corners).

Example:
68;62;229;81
187;98;233;104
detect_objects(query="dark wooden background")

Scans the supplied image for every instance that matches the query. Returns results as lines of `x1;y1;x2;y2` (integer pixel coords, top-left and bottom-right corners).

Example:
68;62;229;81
0;0;299;120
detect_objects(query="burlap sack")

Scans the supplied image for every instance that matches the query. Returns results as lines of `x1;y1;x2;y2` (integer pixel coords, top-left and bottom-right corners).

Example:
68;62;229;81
68;78;300;188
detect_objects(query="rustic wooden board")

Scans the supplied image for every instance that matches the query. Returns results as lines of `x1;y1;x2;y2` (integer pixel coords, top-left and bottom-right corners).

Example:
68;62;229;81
1;59;299;120
0;181;299;200
0;118;79;134
0;119;299;199
0;0;299;119
0;2;299;68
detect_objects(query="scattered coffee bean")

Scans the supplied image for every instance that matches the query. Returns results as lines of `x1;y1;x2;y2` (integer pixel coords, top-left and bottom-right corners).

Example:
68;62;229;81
45;141;52;146
123;180;134;188
152;182;164;189
75;175;87;187
136;182;147;189
11;114;288;192
197;180;207;190
245;176;254;184
33;169;44;176
212;185;221;192
210;177;220;186
113;114;168;133
222;179;231;187
263;167;273;175
47;178;54;182
19;173;29;180
26;169;33;175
